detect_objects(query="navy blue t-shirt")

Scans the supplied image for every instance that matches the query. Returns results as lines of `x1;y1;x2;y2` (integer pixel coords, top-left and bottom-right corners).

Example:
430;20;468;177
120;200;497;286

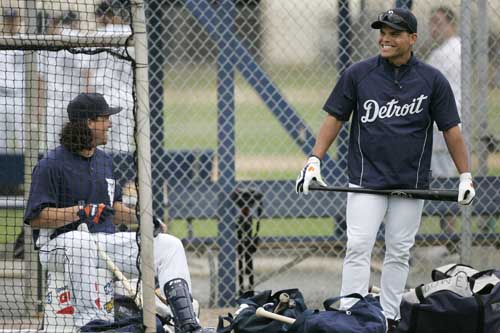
24;146;123;241
323;55;460;189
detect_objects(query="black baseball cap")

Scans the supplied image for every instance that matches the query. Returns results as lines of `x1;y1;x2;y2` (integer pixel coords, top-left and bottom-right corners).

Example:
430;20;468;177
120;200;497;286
67;93;121;122
371;8;418;33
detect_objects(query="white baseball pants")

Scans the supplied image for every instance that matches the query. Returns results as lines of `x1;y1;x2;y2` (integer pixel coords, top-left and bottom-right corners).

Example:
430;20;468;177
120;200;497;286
39;231;191;327
340;186;424;320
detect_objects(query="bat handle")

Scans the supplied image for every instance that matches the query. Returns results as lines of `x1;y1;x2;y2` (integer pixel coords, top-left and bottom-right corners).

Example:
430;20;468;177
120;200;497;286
256;307;296;325
155;288;168;305
274;292;290;313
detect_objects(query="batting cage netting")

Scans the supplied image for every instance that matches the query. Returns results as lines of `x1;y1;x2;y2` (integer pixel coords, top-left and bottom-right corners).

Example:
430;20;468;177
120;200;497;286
1;0;500;332
0;0;159;331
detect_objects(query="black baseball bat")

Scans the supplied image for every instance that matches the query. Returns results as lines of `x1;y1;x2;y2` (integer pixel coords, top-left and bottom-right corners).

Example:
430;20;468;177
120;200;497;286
309;182;458;202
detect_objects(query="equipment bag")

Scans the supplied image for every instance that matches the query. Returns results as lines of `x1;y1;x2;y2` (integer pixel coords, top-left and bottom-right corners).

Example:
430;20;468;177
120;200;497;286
398;265;500;333
217;288;307;333
289;293;386;333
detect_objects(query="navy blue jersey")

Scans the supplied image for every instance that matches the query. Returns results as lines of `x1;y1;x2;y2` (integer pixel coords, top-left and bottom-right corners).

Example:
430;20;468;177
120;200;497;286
24;146;123;242
324;55;460;189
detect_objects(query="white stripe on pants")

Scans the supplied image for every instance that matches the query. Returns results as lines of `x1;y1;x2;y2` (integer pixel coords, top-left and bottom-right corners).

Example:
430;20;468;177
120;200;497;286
340;186;424;319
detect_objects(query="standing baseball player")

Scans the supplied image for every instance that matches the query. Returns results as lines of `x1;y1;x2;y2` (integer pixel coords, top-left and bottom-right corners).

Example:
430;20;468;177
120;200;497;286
24;93;214;332
295;8;475;332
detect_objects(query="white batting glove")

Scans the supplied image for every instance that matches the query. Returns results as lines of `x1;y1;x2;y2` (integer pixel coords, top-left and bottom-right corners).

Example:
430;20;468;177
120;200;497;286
295;156;327;194
458;172;475;205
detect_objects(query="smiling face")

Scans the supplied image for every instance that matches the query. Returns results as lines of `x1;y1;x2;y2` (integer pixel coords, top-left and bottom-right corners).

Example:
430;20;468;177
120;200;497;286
377;25;417;66
88;115;112;146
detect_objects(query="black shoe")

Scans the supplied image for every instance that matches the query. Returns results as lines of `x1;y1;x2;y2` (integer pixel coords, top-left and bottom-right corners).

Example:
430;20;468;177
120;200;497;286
387;319;400;332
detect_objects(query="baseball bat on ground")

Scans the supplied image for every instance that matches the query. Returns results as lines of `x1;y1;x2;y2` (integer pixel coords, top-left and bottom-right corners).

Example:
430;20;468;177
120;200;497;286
309;182;458;202
256;307;296;325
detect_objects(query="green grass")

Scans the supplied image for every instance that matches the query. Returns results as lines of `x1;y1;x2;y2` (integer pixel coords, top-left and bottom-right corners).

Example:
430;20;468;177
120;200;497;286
0;209;24;244
168;217;336;239
163;64;332;154
163;64;500;179
167;215;499;239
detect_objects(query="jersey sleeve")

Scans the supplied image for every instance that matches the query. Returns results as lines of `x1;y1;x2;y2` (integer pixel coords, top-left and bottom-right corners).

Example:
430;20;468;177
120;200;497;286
323;68;357;121
23;161;59;224
430;72;461;131
114;180;123;203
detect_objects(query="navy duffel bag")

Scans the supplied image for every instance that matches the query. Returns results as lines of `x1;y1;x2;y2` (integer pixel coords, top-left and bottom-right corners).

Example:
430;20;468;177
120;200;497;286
398;265;500;333
290;293;386;333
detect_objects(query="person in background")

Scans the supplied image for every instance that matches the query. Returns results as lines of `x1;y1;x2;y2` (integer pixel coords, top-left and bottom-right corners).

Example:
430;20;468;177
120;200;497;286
427;6;461;245
95;0;131;34
0;7;24;154
93;0;134;153
38;10;94;150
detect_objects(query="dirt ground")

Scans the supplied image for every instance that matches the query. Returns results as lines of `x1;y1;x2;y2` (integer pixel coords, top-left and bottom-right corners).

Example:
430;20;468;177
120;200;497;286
199;307;236;329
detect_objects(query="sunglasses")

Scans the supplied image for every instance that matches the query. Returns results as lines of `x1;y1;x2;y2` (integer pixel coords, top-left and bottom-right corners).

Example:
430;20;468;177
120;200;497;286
378;12;414;33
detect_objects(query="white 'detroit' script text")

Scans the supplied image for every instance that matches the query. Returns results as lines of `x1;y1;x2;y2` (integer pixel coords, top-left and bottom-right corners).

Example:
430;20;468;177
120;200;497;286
361;94;428;123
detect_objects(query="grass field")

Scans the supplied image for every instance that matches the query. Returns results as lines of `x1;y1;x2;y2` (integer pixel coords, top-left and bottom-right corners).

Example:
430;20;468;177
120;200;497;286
166;215;499;240
1;208;498;246
164;64;500;179
0;209;23;244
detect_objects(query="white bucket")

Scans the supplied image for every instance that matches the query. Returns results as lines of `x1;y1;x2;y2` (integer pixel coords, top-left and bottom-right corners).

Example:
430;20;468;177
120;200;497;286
44;268;114;332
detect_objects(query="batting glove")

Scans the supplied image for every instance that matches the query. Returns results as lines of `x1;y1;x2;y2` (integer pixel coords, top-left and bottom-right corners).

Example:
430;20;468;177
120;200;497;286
78;202;115;224
458;172;475;205
295;155;327;194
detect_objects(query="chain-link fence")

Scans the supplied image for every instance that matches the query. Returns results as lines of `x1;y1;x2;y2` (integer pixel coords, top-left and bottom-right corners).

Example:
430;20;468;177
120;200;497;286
154;0;500;308
1;0;500;330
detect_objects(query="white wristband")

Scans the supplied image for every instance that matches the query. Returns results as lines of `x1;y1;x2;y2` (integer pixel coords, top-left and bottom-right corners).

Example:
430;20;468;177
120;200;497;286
308;155;321;164
459;172;472;182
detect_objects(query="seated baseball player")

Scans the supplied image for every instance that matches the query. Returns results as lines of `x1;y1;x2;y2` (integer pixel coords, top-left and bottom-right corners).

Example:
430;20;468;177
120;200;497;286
24;92;213;332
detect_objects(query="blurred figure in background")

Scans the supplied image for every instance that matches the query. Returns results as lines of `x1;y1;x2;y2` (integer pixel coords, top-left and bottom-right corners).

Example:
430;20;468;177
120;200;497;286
60;10;82;36
93;0;134;153
38;10;94;150
95;0;131;34
0;7;24;154
427;6;461;247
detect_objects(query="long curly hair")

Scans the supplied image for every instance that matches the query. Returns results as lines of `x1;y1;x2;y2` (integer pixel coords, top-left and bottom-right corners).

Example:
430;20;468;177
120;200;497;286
59;120;94;153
